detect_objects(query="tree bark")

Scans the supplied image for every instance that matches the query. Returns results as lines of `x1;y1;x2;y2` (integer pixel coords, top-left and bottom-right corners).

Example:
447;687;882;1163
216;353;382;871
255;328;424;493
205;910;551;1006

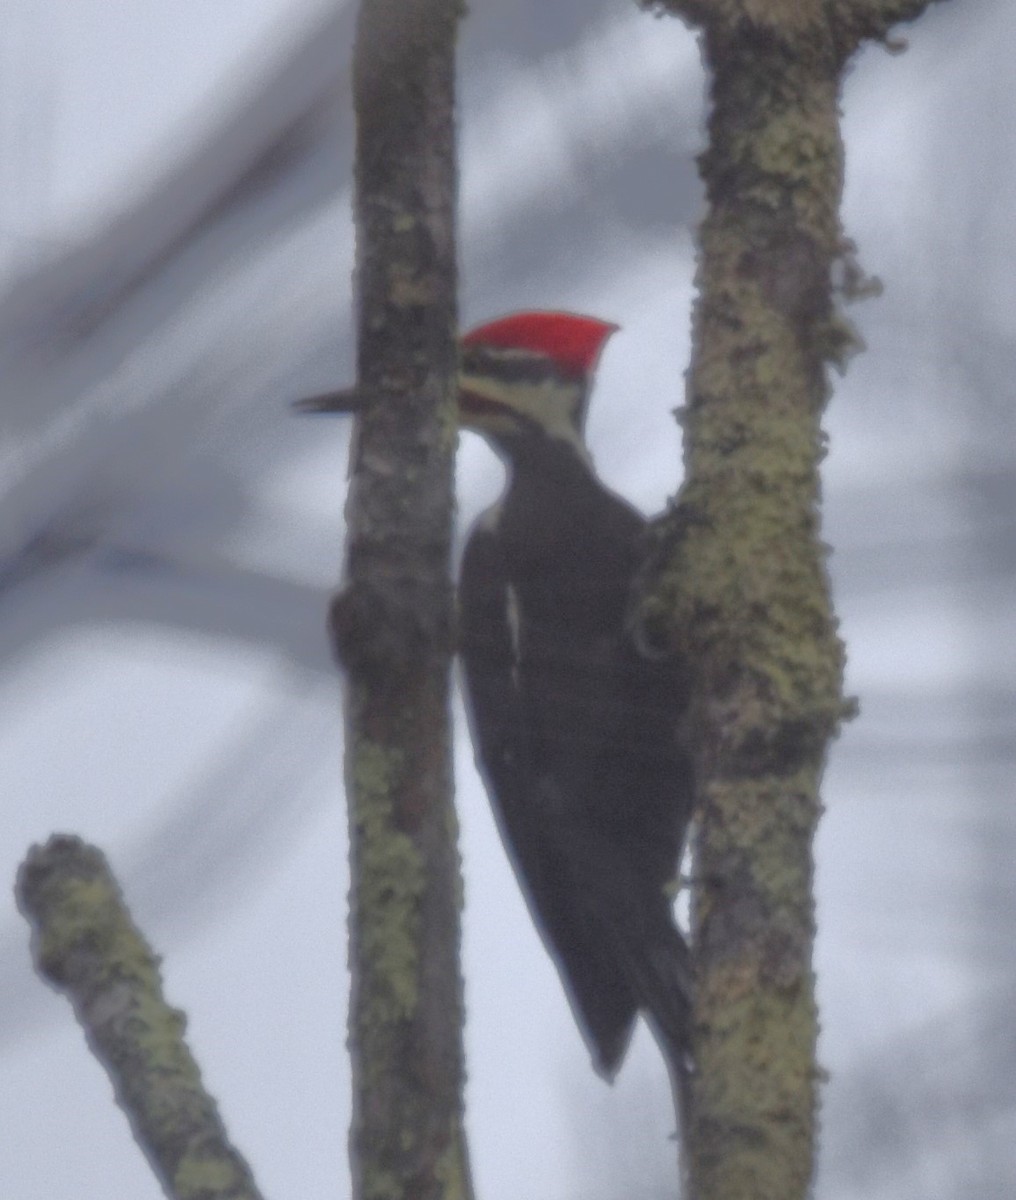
337;2;472;1199
17;836;263;1200
636;1;945;1196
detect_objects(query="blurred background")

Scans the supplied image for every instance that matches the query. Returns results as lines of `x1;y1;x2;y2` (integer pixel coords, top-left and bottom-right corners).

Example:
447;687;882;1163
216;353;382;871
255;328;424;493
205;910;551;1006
0;1;1012;1197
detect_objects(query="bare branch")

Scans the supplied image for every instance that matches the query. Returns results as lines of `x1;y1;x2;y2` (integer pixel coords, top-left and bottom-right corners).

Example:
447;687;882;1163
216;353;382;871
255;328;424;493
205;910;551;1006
16;836;262;1200
339;1;472;1197
831;0;952;55
637;0;947;60
631;0;948;1194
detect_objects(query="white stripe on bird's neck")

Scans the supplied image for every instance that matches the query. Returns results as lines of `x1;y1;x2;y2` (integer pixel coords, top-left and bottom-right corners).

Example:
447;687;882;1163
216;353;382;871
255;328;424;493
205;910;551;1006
460;369;592;466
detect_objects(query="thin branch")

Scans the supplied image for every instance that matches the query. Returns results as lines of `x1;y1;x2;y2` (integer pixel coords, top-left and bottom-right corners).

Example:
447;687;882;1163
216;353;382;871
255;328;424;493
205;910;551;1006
339;1;472;1198
830;0;953;55
16;835;262;1200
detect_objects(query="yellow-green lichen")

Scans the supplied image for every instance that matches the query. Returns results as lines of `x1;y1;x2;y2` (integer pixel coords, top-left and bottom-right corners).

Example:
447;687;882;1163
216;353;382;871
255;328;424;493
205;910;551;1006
34;876;120;978
351;737;426;1024
434;1127;470;1200
692;980;817;1196
438;387;460;455
362;1165;404;1200
172;1155;246;1199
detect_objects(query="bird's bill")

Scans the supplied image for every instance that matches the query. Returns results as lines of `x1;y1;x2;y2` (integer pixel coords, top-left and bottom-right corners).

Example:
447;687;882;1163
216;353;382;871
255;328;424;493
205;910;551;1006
291;388;362;414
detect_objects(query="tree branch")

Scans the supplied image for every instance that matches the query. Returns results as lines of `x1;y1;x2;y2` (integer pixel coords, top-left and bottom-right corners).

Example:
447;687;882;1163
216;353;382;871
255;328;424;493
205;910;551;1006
633;0;946;1195
339;1;472;1198
639;0;949;60
830;0;952;55
16;835;262;1200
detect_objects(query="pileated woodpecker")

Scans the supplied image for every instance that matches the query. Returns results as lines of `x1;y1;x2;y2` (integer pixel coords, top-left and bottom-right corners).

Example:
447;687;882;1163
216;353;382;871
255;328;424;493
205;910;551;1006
299;311;693;1081
456;312;692;1081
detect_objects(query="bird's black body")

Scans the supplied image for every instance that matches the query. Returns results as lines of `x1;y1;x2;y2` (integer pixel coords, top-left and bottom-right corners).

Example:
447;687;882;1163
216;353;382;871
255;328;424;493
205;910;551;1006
459;432;693;1077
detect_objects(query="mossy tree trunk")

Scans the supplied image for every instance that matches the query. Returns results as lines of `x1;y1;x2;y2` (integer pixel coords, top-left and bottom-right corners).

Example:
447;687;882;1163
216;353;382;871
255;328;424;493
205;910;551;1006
636;1;946;1196
335;2;472;1198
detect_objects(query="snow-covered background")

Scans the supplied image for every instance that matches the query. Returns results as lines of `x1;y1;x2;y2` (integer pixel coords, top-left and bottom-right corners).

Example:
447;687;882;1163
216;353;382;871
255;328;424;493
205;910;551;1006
1;1;1012;1197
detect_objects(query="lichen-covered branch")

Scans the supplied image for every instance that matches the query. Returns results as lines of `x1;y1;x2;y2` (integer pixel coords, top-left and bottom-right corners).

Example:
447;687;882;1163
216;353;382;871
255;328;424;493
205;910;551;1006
16;836;262;1200
641;0;947;57
831;0;951;53
337;1;471;1198
633;0;944;1197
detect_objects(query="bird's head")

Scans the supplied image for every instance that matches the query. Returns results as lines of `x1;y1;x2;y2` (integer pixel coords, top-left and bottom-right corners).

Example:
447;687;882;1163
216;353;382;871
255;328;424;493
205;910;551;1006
458;311;618;453
294;310;618;455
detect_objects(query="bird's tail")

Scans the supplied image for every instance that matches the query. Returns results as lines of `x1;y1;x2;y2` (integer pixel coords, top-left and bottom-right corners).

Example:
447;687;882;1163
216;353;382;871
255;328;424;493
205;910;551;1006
615;917;694;1146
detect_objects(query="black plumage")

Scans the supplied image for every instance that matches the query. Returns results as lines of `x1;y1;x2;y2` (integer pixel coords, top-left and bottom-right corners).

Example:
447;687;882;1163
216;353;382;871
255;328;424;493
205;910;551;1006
459;431;693;1078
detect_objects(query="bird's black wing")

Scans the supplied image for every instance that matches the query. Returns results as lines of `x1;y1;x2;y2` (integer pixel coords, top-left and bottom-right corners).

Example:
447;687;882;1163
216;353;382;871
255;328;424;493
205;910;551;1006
458;522;641;1074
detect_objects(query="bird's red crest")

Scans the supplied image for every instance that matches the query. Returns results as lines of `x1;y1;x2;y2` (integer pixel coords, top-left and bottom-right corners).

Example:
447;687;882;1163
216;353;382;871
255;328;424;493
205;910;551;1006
462;311;619;379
